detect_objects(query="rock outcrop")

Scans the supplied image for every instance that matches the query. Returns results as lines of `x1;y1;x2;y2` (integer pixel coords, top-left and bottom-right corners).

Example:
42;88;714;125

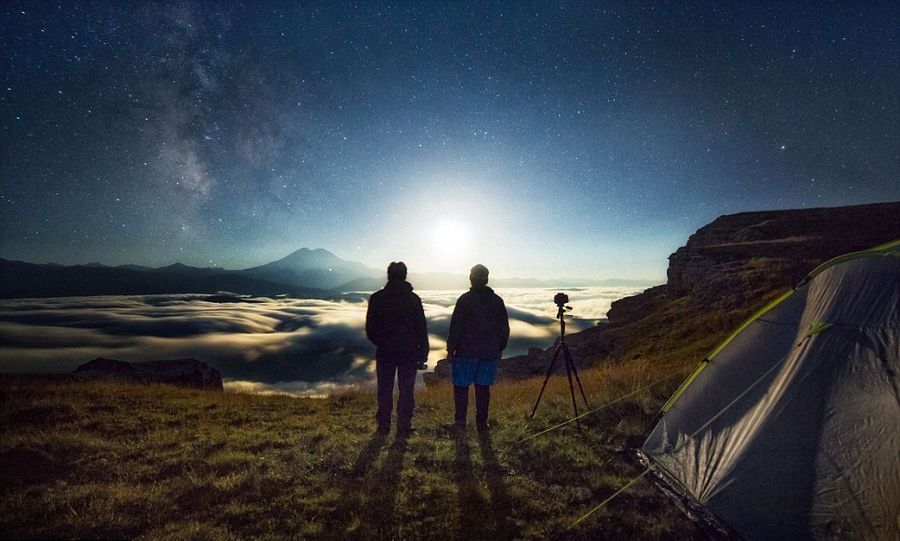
425;201;899;384
664;202;900;305
73;357;223;391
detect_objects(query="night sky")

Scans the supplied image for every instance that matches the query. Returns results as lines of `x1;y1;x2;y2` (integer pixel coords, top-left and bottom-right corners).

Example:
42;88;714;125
2;1;898;280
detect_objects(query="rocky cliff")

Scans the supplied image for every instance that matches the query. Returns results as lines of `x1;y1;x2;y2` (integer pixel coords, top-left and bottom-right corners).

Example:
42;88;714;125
427;201;899;383
664;202;900;305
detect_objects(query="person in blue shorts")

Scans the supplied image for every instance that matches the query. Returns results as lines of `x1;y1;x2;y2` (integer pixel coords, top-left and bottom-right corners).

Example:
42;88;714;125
447;264;510;432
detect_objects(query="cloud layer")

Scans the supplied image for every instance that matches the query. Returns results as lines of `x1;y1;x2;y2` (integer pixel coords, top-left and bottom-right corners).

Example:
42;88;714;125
0;287;643;395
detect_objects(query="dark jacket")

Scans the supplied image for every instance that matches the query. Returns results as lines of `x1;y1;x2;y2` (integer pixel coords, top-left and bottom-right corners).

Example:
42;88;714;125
366;279;428;363
447;285;510;359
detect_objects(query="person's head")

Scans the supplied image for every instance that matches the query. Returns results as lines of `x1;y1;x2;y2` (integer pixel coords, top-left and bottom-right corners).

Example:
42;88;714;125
387;261;407;281
469;264;489;287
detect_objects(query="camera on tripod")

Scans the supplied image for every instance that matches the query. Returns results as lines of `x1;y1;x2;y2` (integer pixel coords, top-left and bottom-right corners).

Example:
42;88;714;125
553;292;572;317
530;290;591;429
553;292;569;307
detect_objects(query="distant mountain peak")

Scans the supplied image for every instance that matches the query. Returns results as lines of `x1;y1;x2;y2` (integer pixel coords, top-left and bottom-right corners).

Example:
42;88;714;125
276;247;345;266
159;262;191;270
293;247;333;254
238;247;378;290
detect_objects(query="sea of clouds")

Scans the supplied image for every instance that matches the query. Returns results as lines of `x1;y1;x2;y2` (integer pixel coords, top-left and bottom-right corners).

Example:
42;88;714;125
0;287;646;396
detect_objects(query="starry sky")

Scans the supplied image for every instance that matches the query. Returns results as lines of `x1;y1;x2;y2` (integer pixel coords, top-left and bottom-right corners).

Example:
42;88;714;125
1;1;898;280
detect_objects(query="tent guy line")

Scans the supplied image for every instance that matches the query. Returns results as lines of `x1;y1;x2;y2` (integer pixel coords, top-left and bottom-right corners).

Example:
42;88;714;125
518;367;691;444
570;468;652;529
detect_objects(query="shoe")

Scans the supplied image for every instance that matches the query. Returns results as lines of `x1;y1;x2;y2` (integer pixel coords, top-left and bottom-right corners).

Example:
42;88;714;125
376;424;390;436
396;427;416;439
476;421;490;434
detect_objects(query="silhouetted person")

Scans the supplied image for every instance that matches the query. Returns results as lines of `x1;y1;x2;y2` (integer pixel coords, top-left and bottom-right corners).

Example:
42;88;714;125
447;264;509;432
366;261;428;437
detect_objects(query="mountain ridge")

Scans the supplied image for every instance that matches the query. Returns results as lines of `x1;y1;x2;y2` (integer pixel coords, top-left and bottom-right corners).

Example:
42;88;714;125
0;247;657;299
0;258;325;299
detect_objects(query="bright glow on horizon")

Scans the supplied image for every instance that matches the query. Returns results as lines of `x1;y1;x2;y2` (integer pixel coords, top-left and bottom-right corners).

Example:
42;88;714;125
430;218;471;264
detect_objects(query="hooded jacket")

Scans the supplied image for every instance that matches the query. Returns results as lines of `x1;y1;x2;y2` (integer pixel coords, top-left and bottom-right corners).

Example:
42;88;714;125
447;285;510;359
365;279;429;363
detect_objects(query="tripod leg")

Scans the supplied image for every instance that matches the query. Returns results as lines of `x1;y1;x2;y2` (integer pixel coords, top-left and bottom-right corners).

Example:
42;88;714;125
563;344;591;409
562;346;582;429
529;344;563;420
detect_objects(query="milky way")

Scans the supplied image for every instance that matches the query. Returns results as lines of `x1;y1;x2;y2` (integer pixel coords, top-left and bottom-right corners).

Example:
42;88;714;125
1;2;898;279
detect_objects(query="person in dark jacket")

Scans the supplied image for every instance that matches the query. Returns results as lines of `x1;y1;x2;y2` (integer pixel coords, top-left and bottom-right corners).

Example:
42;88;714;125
365;261;429;437
447;264;510;432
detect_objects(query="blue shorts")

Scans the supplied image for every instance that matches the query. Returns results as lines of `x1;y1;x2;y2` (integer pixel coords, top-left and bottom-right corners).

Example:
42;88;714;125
451;357;498;386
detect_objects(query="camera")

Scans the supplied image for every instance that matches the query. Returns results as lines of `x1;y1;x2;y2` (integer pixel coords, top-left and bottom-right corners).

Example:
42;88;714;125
553;292;569;307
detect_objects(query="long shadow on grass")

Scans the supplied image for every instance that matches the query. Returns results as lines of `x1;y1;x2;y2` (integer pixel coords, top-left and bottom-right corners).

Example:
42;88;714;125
326;431;387;538
452;432;492;540
327;433;408;539
351;432;387;477
363;437;408;539
477;432;517;539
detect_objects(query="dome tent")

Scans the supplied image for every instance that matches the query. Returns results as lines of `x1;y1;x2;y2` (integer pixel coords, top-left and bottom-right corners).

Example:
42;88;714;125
640;240;900;540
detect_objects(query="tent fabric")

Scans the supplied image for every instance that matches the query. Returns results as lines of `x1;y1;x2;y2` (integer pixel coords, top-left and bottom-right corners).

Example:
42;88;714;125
641;244;900;540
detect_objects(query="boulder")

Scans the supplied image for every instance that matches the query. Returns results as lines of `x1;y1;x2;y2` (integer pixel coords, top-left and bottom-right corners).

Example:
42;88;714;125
73;357;223;391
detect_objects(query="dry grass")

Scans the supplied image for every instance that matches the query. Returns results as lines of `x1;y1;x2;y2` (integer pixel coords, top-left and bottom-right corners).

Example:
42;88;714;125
0;361;703;540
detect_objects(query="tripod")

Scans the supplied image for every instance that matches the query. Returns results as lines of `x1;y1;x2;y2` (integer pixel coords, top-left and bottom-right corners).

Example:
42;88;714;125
529;302;591;429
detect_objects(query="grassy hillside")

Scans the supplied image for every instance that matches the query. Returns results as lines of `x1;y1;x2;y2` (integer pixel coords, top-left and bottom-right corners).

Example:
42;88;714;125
0;363;703;540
